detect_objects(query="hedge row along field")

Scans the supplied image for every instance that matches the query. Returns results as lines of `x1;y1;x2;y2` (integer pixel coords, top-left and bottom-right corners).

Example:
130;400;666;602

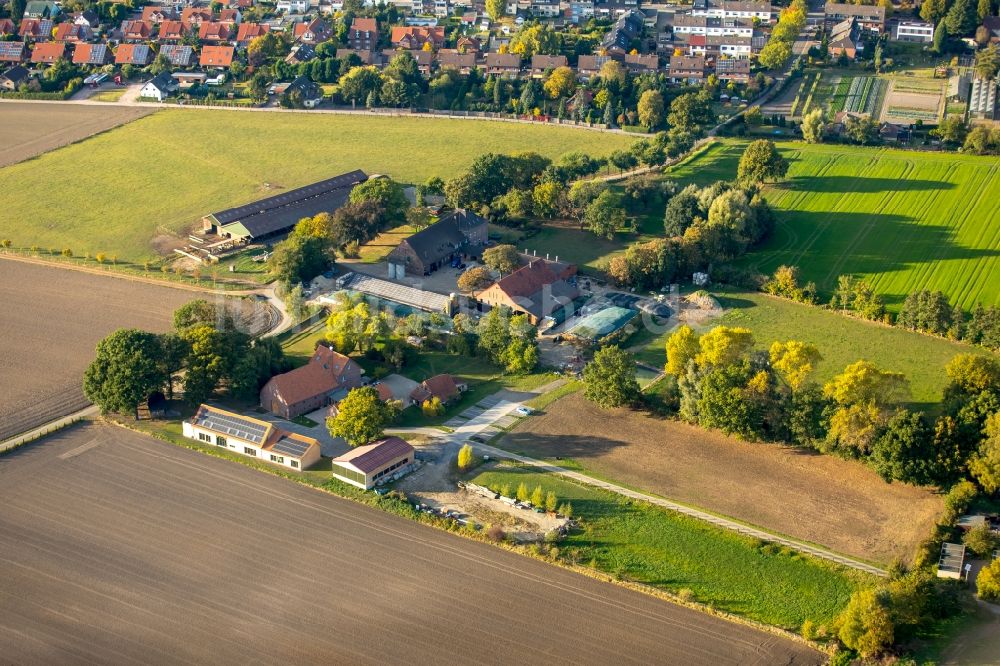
0;108;635;262
668;141;1000;312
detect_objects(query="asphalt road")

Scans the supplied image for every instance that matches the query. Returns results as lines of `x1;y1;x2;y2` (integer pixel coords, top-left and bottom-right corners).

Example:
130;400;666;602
0;424;823;665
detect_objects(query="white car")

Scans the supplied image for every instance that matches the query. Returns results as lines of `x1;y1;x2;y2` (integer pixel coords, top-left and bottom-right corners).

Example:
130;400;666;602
514;406;532;416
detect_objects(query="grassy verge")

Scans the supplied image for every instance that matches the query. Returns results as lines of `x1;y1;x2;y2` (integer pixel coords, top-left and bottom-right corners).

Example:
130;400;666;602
471;464;873;630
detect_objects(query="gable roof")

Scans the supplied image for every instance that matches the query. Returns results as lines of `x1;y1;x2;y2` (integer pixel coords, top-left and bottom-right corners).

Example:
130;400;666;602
73;42;111;64
0;64;29;84
484;259;579;319
121;19;153;39
395;217;467;265
200;45;235;67
53;22;91;41
116;43;152;64
264;345;360;407
189;404;320;459
333;437;414;473
143;71;175;92
212;169;367;238
199;21;231;41
531;54;567;70
0;19;15;35
438;208;487;232
19;18;53;38
351;17;377;33
236;22;268;42
31;41;66;63
0;42;27;62
486;52;521;68
437;50;476;68
411;374;461;403
142;6;176;22
159;44;194;65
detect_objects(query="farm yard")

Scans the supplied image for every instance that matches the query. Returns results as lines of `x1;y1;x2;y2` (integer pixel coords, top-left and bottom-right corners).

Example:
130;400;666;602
667;140;1000;312
497;391;944;566
0;102;154;168
0;107;635;262
0;259;196;440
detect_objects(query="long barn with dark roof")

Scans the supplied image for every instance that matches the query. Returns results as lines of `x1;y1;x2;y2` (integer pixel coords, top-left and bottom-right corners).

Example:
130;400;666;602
203;170;367;241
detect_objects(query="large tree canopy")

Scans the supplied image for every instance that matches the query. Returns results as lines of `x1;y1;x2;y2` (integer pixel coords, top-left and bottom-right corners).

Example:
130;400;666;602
83;329;167;415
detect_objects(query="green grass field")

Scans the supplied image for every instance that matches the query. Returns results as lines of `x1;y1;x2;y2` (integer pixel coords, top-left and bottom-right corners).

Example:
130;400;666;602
472;465;870;629
666;141;1000;312
0;109;634;261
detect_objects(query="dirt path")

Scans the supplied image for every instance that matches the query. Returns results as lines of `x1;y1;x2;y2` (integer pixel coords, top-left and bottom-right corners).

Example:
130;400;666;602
498;392;943;566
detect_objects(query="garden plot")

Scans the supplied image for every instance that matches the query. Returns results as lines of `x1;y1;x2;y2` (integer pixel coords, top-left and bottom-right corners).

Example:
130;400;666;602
881;79;943;124
842;76;886;116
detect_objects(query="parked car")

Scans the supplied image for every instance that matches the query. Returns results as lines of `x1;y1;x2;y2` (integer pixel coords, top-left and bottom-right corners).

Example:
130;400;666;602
514;406;532;416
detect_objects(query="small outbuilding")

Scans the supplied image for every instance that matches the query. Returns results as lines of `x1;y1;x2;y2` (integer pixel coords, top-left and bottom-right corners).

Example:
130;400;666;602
936;542;966;580
331;436;415;489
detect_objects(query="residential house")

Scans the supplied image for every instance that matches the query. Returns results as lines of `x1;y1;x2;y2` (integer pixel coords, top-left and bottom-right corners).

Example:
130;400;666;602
335;47;382;65
294;17;333;44
715;56;750;82
31;41;66;64
436;49;477;73
18;18;54;40
0;19;16;36
390;25;445;49
0;42;28;63
824;2;884;32
477;257;579;325
200;44;235;68
158;21;186;42
409;374;466;405
456;35;480;53
567;0;595;23
983;16;1000;44
386;209;488;278
382;47;432;75
602;8;644;54
672;15;753;37
669;54;706;82
73;9;101;29
259;344;365;419
183;404;322;471
529;0;561;17
198;21;231;43
23;0;59;19
73;42;113;66
180;7;214;29
828;17;861;59
595;0;639;18
285;74;323;107
577;53;611;78
485;52;522;78
894;20;933;43
0;64;29;90
277;0;313;12
235;21;268;46
624;52;659;73
690;0;773;22
139;72;177;102
116;43;153;65
287;43;318;64
217;8;242;24
142;6;177;23
160;44;196;67
530;53;567;76
120;20;154;42
53;22;93;42
349;17;378;50
331;437;415;489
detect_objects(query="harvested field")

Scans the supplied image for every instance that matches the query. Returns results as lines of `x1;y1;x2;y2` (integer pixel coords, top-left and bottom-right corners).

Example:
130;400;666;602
0;259;195;440
0;423;823;665
882;81;942;124
499;392;944;565
0;102;153;168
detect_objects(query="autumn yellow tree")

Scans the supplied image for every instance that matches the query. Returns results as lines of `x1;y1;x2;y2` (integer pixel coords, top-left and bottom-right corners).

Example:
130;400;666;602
543;66;576;99
769;340;822;390
695;326;754;368
665;325;699;377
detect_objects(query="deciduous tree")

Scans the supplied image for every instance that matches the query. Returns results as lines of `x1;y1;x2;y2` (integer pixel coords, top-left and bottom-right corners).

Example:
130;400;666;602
83;329;166;415
736;139;788;185
583;345;640;408
327;386;395;446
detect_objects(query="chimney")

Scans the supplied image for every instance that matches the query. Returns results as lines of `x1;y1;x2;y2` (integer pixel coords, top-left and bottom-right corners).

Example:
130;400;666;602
555;255;558;262
546;253;549;260
533;250;537;257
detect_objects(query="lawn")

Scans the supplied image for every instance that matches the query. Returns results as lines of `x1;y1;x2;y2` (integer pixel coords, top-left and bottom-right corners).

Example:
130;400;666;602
471;464;871;629
91;88;127;103
0;109;635;262
665;140;1000;312
633;288;988;409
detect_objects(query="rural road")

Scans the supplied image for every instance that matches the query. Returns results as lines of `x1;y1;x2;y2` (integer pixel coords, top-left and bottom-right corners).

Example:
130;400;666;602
0;424;824;665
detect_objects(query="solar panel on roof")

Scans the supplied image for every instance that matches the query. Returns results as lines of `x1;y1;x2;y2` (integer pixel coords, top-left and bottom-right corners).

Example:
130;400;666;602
272;437;310;457
195;410;267;443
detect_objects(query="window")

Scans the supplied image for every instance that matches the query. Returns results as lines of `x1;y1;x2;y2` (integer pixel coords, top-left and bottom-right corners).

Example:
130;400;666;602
244;446;256;456
270;454;284;463
290;460;299;469
216;435;227;447
198;432;211;442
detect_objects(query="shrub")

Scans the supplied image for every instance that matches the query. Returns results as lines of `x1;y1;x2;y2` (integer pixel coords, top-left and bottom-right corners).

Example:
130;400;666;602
558;502;573;519
516;482;529;502
456;443;474;471
0;239;11;248
499;483;511;498
942;480;978;524
977;558;1000;601
485;524;506;542
95;253;106;264
531;485;544;507
677;588;695;602
963;523;999;557
545;491;558;512
61;248;73;257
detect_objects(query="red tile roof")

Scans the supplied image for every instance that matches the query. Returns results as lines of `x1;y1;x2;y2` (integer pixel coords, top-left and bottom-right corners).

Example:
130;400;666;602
115;43;152;64
265;346;358;407
72;42;111;64
411;374;460;403
158;20;185;40
121;19;153;39
53;22;89;42
198;21;230;41
334;437;414;474
200;44;235;67
236;22;268;42
31;41;66;63
0;19;15;35
351;17;377;33
390;25;444;47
